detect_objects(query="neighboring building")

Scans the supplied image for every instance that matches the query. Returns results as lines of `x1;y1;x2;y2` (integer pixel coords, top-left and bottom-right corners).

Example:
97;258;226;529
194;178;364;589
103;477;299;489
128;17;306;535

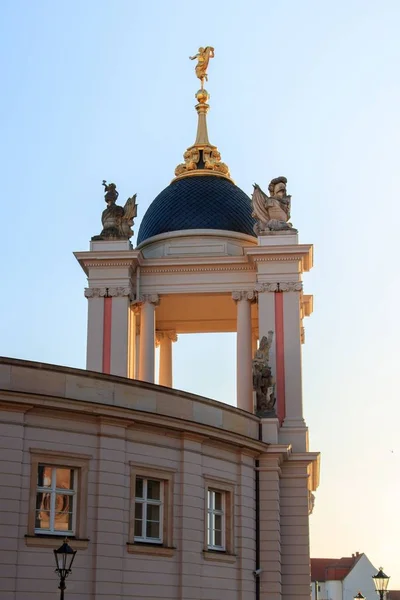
311;553;380;600
0;51;320;600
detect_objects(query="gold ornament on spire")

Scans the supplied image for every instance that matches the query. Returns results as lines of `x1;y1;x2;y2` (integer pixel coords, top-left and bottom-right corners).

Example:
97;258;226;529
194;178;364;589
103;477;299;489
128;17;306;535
189;46;214;89
173;46;232;182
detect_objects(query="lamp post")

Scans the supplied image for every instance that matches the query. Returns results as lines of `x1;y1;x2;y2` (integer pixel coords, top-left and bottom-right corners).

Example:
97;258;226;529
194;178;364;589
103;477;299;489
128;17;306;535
354;593;366;599
53;538;77;600
372;567;390;600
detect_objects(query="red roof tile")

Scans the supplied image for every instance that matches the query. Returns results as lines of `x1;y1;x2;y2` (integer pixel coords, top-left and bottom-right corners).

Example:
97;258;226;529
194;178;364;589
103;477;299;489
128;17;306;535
311;554;363;582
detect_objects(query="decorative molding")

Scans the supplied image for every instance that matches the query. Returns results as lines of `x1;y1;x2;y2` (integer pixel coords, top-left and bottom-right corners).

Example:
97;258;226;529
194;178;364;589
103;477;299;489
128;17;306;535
84;286;133;299
84;261;134;268
255;282;303;293
250;256;305;263
142;265;254;274
232;290;256;302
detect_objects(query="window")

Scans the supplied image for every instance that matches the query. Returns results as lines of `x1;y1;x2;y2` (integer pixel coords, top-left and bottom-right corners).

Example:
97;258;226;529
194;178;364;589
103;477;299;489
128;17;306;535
128;464;175;555
35;465;77;535
134;477;164;543
207;489;225;550
203;478;235;561
27;449;90;548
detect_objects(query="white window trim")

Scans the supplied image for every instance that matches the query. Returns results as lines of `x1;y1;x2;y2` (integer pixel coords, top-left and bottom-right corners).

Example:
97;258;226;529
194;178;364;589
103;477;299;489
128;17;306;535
134;477;164;544
207;489;226;551
34;465;78;536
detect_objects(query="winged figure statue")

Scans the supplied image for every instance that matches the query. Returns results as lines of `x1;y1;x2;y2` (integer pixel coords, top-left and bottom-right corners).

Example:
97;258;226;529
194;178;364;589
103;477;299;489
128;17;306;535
92;182;138;241
252;177;296;235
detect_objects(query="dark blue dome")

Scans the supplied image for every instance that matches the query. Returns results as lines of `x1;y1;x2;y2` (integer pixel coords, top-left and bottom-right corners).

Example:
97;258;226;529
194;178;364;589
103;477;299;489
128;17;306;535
137;176;256;245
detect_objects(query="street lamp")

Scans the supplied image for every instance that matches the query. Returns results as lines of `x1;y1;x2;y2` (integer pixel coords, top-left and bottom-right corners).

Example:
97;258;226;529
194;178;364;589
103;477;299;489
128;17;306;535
372;567;390;600
53;538;77;600
354;593;366;599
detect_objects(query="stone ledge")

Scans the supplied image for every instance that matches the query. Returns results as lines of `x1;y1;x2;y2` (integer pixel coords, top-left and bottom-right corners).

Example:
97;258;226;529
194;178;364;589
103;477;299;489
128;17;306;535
126;542;176;557
202;550;237;563
24;535;89;549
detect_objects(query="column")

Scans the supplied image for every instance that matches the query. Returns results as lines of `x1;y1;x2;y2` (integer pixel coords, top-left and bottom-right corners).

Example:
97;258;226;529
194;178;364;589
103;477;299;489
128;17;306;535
138;294;159;383
232;291;255;413
282;285;304;426
84;289;104;372
280;458;311;600
156;331;177;388
258;453;283;600
110;289;131;377
128;306;136;379
135;323;140;379
85;286;132;377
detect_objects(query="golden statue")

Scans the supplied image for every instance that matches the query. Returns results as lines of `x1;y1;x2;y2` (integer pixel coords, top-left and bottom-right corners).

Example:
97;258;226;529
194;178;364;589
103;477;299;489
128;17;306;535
189;46;214;89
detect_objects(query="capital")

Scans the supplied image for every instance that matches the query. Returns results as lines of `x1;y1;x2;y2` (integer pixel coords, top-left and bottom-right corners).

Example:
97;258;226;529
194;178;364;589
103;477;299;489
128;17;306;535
139;294;160;306
85;286;134;299
232;290;257;302
156;330;178;346
255;282;303;293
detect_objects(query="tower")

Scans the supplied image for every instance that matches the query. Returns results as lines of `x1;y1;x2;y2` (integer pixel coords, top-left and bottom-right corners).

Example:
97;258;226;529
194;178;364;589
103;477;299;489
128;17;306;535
74;47;320;599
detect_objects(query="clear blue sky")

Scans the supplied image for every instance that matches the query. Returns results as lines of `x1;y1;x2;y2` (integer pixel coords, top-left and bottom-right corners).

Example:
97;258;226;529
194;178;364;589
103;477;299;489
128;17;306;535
1;0;399;587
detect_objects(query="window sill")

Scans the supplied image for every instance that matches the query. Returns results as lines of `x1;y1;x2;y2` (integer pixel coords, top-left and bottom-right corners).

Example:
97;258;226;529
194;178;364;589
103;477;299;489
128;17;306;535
25;535;89;550
203;550;237;564
127;543;176;557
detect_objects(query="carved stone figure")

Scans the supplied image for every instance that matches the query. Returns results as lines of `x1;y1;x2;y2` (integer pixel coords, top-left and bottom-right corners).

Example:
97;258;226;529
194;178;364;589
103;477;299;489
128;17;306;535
252;178;297;235
252;331;276;416
189;46;215;89
92;181;138;241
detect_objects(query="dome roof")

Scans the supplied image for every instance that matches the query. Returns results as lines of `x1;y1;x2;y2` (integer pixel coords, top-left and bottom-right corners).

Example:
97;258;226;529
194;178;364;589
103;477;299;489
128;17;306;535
137;176;256;245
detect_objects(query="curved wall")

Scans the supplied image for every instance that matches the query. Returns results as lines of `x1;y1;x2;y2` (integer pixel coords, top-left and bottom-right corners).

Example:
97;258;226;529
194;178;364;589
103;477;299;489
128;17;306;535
0;358;262;600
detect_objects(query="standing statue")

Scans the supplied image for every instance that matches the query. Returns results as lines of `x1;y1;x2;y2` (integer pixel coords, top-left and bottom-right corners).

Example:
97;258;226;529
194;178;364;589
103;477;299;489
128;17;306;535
92;181;138;241
189;46;215;89
252;177;297;235
252;331;276;416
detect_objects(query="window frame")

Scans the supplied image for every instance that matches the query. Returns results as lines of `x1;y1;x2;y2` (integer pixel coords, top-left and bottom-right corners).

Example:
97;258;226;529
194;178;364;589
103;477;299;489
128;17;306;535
128;464;175;553
204;477;235;557
27;449;90;545
207;489;226;550
34;465;78;535
134;477;164;544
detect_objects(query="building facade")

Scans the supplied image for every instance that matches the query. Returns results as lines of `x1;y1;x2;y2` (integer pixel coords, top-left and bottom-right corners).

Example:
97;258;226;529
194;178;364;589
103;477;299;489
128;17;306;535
0;49;320;600
311;553;381;600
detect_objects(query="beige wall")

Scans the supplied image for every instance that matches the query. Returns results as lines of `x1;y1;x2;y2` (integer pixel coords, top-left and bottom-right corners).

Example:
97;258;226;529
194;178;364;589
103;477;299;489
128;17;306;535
0;358;318;600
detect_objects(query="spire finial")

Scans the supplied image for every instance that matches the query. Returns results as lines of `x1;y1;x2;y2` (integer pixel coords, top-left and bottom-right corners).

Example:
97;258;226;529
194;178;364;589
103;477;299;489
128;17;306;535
173;47;232;182
189;46;214;90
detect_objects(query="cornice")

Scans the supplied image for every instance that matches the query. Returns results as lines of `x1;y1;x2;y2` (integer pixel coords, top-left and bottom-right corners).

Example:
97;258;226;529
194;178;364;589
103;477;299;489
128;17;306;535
74;250;141;276
142;264;254;274
1;388;267;454
84;260;134;268
245;244;313;272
